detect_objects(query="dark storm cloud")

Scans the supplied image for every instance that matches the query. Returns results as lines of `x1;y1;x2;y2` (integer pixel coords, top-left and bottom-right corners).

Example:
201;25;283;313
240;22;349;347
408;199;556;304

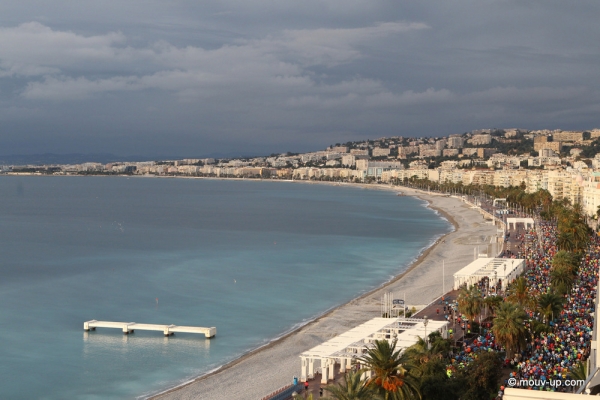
0;1;599;157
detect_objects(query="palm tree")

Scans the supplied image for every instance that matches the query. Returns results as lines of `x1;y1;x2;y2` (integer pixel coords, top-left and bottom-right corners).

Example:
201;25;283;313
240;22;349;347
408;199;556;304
570;360;587;381
537;292;564;324
492;303;528;358
323;370;377;400
557;205;591;252
530;319;552;336
507;277;532;309
569;361;588;393
552;250;579;274
550;265;575;295
483;295;504;317
359;339;421;400
457;285;483;324
403;333;450;369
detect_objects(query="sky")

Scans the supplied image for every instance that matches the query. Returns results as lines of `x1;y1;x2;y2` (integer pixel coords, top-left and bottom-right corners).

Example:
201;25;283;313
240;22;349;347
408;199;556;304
1;1;599;158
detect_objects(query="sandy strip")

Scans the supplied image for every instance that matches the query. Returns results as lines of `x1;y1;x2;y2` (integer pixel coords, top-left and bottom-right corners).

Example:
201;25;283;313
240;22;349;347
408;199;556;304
152;185;499;400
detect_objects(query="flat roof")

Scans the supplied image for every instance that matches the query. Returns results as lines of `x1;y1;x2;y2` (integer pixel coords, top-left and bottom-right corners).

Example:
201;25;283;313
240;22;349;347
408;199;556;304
300;317;448;360
454;257;524;280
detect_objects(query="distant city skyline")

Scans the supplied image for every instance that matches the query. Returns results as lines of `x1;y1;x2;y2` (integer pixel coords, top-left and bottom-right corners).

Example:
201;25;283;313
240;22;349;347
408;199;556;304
1;1;599;157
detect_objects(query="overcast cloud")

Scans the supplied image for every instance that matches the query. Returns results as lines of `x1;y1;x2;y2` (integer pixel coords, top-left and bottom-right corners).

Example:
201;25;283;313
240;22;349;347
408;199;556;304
1;1;599;158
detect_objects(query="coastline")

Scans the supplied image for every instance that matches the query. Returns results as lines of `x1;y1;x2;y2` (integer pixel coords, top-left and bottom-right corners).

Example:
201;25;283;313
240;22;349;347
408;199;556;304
151;182;498;400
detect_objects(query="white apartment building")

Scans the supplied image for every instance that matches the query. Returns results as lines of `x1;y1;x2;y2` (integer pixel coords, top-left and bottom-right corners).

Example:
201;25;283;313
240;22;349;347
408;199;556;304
372;147;391;157
420;149;442;157
329;146;349;153
443;148;460;157
469;134;492;146
447;137;465;148
487;154;523;169
398;146;419;156
355;160;403;178
350;149;369;155
492;170;527;188
440;169;464;184
528;156;561;168
552;131;584;142
582;172;600;217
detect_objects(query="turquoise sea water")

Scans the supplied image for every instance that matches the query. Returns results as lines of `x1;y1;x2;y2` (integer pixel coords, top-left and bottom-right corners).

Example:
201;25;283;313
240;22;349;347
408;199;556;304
0;177;451;399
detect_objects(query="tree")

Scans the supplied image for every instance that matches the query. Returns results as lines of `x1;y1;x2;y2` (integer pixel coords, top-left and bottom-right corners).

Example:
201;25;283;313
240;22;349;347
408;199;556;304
492;302;528;358
506;277;532;309
418;358;462;400
536;292;564;324
359;339;421;400
570;361;587;382
456;352;502;400
404;333;450;369
552;251;579;274
323;371;378;400
550;265;575;296
483;295;504;317
457;286;483;323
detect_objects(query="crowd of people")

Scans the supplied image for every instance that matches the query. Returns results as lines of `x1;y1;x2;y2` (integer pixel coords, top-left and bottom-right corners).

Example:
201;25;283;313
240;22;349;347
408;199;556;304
446;220;599;394
509;222;598;391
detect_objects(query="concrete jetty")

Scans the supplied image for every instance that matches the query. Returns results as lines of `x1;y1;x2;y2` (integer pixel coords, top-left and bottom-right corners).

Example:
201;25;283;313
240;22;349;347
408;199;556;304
83;320;216;338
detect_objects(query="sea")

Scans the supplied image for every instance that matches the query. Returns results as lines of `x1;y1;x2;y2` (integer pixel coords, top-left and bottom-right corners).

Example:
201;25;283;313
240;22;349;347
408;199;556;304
0;176;452;399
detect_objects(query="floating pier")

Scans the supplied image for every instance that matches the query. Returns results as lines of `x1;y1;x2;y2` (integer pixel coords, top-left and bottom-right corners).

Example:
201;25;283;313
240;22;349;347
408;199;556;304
83;320;216;338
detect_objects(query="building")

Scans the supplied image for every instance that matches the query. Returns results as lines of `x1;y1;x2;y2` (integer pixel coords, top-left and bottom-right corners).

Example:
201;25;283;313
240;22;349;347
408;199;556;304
420;149;442;158
534;140;563;153
299;317;449;384
469;134;492;146
355;160;403;178
398;146;419;157
552;131;584;142
590;129;600;139
447;137;465;148
329;146;349;153
477;148;497;158
443;148;460;157
453;258;525;291
372;147;391;157
341;154;368;167
350;149;369;156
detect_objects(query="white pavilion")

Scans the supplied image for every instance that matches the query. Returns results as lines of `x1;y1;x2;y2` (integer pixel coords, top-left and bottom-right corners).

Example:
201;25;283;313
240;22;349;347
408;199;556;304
453;257;525;291
299;317;448;384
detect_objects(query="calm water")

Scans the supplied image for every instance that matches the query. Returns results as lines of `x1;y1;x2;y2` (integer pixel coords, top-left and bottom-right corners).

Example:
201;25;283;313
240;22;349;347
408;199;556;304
0;177;451;399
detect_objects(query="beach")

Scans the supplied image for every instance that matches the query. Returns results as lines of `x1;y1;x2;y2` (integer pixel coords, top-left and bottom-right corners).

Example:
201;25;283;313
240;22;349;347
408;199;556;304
152;185;500;400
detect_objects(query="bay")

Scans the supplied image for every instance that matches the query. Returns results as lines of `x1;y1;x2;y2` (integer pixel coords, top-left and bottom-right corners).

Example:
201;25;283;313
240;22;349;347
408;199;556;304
0;176;451;399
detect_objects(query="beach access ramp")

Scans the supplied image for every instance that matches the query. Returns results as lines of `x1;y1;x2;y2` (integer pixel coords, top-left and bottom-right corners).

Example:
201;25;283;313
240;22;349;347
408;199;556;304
83;320;216;338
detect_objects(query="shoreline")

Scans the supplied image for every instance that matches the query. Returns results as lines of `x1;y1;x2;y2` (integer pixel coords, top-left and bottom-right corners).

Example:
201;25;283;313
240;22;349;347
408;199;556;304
151;182;498;400
2;174;490;399
150;185;459;399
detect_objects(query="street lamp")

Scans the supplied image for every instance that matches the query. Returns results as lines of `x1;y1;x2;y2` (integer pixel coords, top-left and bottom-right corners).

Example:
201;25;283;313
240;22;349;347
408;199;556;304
493;270;497;293
423;316;429;349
